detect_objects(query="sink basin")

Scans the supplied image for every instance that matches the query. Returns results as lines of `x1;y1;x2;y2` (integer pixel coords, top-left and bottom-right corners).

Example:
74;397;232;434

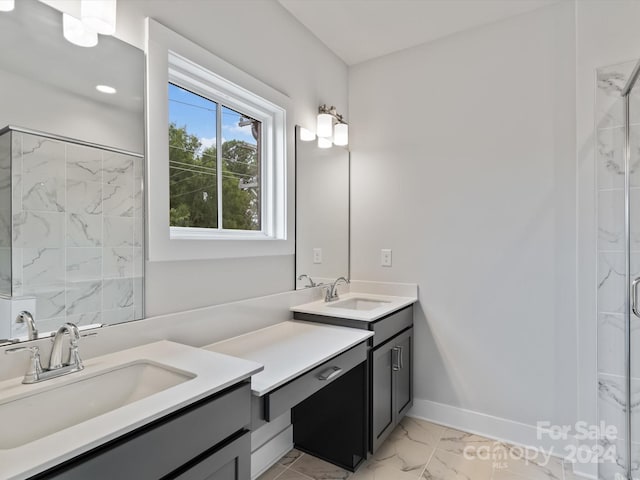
0;361;195;449
327;297;391;311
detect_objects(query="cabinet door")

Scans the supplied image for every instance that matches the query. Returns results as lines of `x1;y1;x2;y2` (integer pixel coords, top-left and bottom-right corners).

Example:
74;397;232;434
371;341;395;453
394;328;413;420
171;431;250;480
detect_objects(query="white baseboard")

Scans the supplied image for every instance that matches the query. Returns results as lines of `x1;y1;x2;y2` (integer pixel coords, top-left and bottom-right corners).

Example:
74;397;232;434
409;398;597;479
251;411;291;452
251;425;293;480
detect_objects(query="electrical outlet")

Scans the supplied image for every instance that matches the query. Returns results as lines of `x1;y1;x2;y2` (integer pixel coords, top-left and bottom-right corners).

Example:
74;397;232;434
313;248;323;264
381;249;392;267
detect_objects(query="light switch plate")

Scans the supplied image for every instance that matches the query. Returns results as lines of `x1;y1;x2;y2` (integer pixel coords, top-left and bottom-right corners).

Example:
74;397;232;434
313;248;322;264
381;249;392;267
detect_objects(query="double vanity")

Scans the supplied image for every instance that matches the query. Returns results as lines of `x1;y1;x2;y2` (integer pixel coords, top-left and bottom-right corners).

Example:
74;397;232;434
0;288;416;480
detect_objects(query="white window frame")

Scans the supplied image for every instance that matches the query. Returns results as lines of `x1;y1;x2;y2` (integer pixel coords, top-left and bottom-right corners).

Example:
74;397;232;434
146;19;292;261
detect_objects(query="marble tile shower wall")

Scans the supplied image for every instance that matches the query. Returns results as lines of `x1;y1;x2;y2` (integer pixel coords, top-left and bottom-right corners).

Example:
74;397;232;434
596;60;640;480
5;130;143;335
0;132;10;296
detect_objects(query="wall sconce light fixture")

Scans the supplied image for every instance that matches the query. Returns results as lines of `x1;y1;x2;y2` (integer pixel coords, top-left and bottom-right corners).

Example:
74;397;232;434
63;12;98;48
316;104;348;148
81;0;117;35
299;127;316;142
317;137;333;149
0;0;14;12
300;105;349;148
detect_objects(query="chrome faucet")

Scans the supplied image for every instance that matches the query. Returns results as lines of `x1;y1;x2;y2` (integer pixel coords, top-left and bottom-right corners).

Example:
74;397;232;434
297;274;316;288
325;276;349;302
49;323;81;370
16;311;37;340
4;322;84;384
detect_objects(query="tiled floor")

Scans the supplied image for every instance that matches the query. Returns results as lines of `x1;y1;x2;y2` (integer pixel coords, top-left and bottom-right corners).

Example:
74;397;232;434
257;417;576;480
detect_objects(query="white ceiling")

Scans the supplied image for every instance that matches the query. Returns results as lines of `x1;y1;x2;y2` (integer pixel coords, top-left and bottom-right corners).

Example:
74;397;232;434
278;0;563;66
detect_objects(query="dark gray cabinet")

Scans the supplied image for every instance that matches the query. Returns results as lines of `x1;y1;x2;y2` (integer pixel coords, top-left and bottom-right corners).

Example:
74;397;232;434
371;340;394;448
32;382;252;480
293;304;414;454
173;431;250;480
371;327;413;452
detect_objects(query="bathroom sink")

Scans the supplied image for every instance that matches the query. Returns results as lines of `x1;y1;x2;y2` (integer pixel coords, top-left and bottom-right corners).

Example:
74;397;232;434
327;297;391;311
0;360;195;449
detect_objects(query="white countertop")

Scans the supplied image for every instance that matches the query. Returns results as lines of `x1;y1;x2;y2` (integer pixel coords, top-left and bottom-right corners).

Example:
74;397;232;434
0;340;263;480
204;321;373;396
290;292;417;322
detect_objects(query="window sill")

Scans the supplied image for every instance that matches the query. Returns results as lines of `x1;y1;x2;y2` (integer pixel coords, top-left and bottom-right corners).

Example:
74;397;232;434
170;227;280;241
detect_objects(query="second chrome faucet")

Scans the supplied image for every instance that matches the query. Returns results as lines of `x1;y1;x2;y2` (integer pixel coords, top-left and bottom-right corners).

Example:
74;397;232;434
325;276;349;302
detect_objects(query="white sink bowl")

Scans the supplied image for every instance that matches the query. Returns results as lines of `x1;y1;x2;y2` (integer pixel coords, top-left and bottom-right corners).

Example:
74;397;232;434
0;360;195;449
327;297;391;311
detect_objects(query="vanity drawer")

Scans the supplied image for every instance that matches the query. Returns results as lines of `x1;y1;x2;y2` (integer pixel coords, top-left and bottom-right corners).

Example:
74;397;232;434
263;342;367;421
38;382;251;480
371;305;413;348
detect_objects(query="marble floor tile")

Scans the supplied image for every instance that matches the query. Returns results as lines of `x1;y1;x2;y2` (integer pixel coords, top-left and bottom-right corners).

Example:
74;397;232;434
500;447;565;480
351;462;423;480
438;428;499;458
371;431;435;474
422;449;493;480
258;464;288;480
289;454;352;480
270;421;571;480
491;468;534;480
277;469;318;480
391;417;447;449
279;449;304;467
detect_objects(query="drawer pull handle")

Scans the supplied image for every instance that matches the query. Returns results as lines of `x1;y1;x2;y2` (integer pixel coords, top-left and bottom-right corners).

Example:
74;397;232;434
318;366;342;381
398;345;404;370
392;347;401;371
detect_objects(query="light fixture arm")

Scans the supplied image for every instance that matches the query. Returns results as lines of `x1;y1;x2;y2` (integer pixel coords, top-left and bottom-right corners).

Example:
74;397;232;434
318;104;348;125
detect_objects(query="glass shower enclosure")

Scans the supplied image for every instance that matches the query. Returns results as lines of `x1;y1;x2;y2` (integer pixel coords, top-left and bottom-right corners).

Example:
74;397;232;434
597;58;640;480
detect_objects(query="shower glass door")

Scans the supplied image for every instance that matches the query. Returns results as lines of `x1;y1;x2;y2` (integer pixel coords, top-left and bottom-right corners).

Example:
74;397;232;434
628;68;640;480
597;59;640;480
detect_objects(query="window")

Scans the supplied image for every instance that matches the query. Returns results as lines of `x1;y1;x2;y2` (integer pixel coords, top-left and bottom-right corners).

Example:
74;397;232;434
168;83;262;231
146;19;291;261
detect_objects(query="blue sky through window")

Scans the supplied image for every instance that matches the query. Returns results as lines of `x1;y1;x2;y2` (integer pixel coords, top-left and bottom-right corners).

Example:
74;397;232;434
168;83;256;150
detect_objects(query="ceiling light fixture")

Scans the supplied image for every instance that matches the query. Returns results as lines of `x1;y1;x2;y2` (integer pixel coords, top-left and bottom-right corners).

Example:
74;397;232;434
96;85;117;94
81;0;117;36
316;104;349;148
0;0;14;12
63;13;98;48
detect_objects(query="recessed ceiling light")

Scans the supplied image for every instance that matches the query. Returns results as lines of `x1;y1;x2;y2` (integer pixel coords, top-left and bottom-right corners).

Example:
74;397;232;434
96;85;117;94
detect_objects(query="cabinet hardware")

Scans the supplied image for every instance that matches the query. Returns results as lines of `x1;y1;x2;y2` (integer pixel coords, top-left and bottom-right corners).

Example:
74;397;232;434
318;366;342;381
633;277;640;318
398;345;404;369
392;347;401;371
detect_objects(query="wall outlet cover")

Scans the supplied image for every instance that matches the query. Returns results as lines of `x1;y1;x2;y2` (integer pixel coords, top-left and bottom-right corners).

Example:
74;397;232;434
381;249;392;267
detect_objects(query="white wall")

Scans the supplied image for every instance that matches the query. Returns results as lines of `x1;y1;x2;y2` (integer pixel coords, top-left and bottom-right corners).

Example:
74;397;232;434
349;1;578;439
112;0;348;316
